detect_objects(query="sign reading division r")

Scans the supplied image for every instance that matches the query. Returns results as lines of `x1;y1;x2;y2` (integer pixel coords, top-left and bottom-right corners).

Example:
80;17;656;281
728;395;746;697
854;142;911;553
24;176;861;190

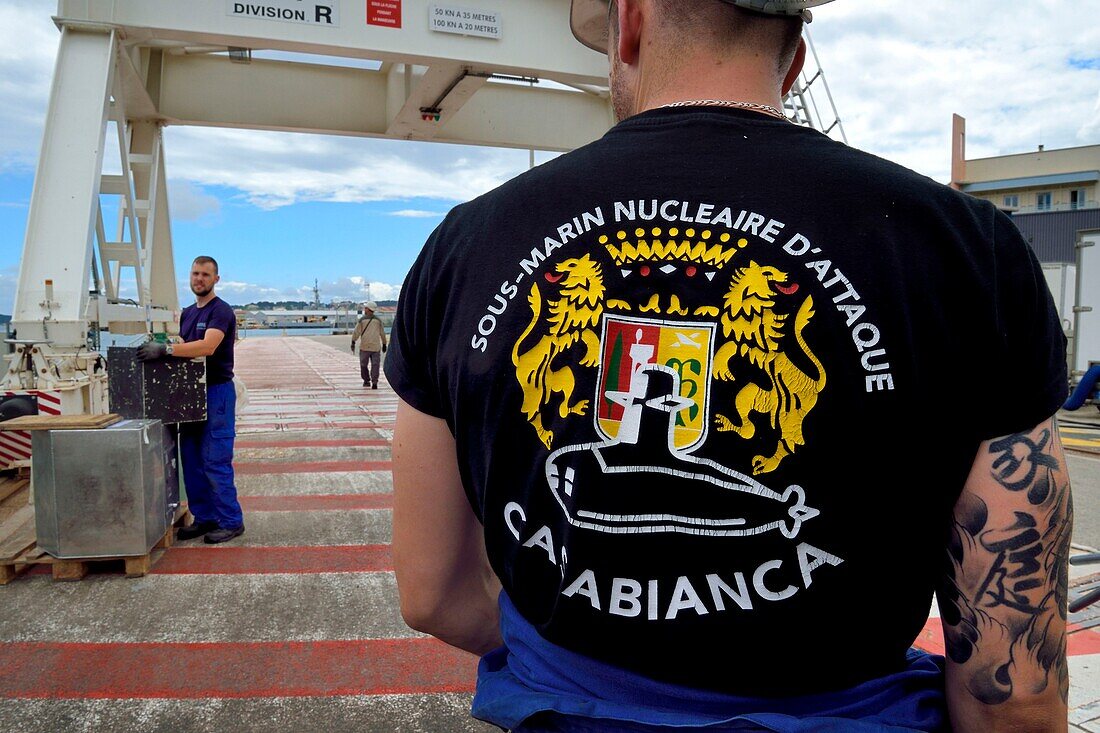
227;0;340;27
367;0;402;28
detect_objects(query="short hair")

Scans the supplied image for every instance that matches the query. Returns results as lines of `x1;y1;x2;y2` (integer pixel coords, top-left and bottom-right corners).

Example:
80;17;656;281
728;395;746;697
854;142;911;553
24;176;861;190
192;256;219;274
652;1;803;74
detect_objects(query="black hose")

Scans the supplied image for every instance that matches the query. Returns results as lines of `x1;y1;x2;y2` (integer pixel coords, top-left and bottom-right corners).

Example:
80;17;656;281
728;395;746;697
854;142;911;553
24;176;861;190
1070;585;1100;613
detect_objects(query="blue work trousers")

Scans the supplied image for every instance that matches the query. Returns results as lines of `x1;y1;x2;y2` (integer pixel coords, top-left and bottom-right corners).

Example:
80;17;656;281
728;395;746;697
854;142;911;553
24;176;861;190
180;381;243;530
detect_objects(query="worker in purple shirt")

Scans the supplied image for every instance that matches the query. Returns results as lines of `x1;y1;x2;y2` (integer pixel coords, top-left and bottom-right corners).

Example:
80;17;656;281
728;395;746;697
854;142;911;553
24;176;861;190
138;255;244;544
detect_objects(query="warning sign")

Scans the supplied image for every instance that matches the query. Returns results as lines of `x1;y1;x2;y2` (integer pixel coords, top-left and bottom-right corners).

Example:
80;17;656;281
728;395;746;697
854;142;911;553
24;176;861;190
367;0;401;28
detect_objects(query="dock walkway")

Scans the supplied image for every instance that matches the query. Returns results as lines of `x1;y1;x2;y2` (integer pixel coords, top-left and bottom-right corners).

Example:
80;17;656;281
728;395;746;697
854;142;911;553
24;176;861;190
0;336;1097;731
0;337;490;732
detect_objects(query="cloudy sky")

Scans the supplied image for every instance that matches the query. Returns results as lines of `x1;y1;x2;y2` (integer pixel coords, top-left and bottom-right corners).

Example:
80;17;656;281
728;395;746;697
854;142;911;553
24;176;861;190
0;0;1097;310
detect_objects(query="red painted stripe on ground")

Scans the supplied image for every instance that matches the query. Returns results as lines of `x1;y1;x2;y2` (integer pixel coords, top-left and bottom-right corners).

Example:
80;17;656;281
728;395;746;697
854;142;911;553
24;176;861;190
1068;624;1100;655
915;618;1100;657
239;494;393;511
154;545;392;574
913;619;945;656
0;639;477;699
233;460;391;475
235;439;391;449
237;422;391;431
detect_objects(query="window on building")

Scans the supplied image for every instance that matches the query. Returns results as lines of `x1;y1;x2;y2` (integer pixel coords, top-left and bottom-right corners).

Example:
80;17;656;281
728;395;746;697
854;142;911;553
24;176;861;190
1070;188;1087;210
1003;194;1019;208
1036;192;1052;211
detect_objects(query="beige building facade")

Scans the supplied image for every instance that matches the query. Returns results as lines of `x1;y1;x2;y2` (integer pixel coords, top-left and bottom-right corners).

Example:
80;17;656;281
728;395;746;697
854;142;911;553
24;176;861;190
950;115;1100;213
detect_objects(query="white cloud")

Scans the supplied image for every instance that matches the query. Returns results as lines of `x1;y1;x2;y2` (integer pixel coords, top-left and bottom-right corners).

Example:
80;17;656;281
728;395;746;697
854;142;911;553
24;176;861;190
809;1;1100;180
163;126;528;209
0;3;56;173
388;209;446;218
295;277;402;303
173;276;401;306
168;180;221;222
1080;90;1100;142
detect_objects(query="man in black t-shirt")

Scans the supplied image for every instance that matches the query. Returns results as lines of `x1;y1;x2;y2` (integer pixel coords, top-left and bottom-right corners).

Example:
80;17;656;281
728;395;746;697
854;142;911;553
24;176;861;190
386;2;1072;731
138;256;244;544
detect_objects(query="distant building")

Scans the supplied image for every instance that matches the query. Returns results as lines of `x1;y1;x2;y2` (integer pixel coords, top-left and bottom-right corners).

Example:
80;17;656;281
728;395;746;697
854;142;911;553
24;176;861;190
950;114;1100;265
951;114;1099;218
234;309;265;329
250;309;359;329
949;116;1100;376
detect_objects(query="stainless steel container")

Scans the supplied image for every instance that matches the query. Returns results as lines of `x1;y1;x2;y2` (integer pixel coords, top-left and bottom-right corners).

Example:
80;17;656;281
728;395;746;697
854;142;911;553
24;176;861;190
33;419;169;558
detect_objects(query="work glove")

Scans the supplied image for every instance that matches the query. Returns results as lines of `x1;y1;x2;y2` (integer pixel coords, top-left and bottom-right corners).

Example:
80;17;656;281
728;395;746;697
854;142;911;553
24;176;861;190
382;344;387;353
350;342;356;353
136;342;169;361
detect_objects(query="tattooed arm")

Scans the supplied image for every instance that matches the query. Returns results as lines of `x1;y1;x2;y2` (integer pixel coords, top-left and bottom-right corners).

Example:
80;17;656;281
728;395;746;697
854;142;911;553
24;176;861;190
937;418;1073;732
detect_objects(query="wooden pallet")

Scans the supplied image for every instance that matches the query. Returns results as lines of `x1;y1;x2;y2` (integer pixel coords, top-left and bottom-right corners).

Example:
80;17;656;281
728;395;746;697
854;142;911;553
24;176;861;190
0;505;35;584
0;508;192;585
0;413;122;431
0;476;29;505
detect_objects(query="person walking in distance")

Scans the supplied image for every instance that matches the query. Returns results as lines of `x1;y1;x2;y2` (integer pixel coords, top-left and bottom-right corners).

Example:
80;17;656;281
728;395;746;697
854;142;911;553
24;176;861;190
352;301;387;389
138;256;245;544
386;2;1073;731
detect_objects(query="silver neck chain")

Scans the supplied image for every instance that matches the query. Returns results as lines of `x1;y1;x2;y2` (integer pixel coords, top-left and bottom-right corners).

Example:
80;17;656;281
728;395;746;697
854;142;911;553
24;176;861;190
657;99;790;122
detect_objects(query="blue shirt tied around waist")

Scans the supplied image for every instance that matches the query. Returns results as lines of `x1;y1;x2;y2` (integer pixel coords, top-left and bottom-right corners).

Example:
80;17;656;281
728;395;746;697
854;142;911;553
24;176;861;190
473;593;948;732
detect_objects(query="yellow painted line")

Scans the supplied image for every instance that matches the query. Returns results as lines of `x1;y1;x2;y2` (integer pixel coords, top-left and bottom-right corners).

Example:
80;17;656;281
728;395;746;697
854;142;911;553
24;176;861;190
1062;437;1100;448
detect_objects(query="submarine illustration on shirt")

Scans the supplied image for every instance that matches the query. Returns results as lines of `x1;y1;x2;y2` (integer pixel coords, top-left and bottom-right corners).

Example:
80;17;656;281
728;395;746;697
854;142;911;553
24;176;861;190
543;353;819;539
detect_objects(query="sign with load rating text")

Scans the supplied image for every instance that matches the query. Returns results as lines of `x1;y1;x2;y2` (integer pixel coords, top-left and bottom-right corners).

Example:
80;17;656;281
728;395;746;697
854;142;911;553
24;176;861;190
429;4;501;39
367;0;401;27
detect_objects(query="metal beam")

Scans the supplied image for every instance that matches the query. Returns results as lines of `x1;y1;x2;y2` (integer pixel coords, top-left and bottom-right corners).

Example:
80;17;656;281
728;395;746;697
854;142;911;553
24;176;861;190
158;53;610;151
115;42;159;120
160;53;391;138
441;80;613;150
13;27;117;347
141;127;180;315
386;63;489;140
56;0;609;87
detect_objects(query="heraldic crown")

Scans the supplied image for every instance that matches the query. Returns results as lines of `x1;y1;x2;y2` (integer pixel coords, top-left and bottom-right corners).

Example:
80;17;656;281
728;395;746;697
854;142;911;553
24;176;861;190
600;227;750;271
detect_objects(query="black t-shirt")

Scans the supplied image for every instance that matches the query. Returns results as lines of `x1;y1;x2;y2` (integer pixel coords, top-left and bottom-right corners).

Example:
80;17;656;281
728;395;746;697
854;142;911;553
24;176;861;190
384;108;1067;697
180;296;236;384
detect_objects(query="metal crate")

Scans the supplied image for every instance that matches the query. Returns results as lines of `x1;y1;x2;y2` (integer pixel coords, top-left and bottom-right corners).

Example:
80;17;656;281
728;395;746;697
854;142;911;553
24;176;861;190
33;419;170;558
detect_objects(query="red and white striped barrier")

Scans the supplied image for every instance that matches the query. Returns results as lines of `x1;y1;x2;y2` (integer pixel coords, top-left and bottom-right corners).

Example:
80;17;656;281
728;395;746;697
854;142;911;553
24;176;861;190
0;390;62;468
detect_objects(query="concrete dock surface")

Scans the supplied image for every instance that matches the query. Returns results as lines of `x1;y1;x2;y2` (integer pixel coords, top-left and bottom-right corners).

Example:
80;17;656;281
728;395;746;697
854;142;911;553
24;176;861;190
0;335;1097;732
0;337;492;732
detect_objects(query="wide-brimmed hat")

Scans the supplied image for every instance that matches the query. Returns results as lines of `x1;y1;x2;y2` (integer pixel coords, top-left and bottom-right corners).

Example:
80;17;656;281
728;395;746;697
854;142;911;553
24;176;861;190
363;301;377;311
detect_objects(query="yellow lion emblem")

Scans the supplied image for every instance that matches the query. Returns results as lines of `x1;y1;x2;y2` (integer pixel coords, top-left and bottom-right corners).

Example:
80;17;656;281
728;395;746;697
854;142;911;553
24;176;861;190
512;255;605;449
712;261;826;475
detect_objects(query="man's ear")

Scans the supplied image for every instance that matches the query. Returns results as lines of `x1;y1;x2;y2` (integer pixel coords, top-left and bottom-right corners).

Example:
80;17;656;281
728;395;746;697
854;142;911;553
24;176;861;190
615;0;644;66
781;37;807;96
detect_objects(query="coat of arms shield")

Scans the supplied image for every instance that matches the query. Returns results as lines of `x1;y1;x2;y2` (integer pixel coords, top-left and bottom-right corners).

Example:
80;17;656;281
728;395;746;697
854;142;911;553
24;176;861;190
595;315;715;452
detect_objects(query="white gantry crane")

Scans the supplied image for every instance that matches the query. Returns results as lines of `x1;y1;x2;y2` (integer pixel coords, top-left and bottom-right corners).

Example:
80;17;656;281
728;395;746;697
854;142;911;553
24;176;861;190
8;0;844;442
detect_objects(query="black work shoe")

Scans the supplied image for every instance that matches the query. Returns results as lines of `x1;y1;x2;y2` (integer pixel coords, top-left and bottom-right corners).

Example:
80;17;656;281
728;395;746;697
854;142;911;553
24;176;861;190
371;384;378;389
204;525;245;544
363;381;370;387
177;520;218;541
